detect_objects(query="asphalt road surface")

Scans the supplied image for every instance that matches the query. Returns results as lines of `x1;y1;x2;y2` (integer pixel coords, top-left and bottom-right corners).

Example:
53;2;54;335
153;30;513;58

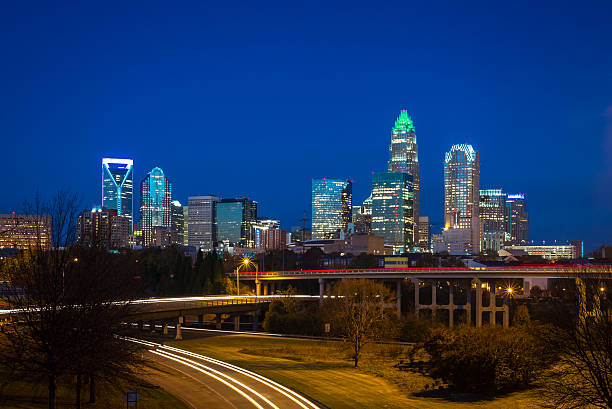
131;338;323;409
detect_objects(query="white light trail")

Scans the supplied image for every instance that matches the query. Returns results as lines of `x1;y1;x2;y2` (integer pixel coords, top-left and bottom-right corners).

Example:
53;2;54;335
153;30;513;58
158;344;320;409
125;336;320;409
152;349;280;409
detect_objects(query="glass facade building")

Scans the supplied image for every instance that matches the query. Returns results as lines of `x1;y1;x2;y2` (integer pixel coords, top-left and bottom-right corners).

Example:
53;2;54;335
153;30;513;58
102;158;133;232
444;144;480;254
371;172;414;253
187;196;218;250
387;110;420;245
216;198;258;247
506;193;529;245
479;189;506;251
311;178;352;239
140;167;172;246
171;200;184;246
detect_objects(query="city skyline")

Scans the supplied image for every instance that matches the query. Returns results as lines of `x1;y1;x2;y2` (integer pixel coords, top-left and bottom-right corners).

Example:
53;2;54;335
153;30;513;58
1;2;611;252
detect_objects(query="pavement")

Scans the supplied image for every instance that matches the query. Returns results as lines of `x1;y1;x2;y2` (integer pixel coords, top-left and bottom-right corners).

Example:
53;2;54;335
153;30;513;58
131;338;323;409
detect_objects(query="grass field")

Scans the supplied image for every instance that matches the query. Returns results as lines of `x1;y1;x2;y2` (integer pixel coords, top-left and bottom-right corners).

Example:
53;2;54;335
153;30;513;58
0;365;189;409
168;334;545;409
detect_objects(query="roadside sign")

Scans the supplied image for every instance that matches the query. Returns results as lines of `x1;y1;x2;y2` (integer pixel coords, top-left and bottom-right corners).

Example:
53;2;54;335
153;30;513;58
124;389;141;407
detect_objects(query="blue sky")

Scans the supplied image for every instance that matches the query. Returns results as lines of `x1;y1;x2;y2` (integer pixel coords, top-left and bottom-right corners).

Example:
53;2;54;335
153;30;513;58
1;1;611;251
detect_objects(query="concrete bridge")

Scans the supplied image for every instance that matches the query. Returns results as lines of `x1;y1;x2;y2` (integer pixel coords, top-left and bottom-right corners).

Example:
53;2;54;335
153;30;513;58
126;295;320;339
231;264;612;328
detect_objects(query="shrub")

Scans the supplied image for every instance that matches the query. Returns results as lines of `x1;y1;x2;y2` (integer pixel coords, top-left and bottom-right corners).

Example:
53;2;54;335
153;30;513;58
263;298;322;336
423;325;553;393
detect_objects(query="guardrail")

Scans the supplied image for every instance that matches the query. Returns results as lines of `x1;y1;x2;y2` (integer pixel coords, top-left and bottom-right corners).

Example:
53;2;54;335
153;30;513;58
228;264;612;279
131;295;320;311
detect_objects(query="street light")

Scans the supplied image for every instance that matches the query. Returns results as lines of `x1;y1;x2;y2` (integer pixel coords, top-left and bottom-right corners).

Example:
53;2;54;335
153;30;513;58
235;257;258;296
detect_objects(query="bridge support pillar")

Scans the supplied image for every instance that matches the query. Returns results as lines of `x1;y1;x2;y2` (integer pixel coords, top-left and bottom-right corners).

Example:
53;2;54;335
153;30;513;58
252;310;259;331
466;284;472;326
263;283;269;296
490;288;497;325
431;283;437;322
472;278;482;327
503;302;509;328
396;280;402;318
215;314;222;329
319;278;325;303
411;279;421;318
175;316;183;340
448;285;454;329
149;320;156;333
233;315;240;331
256;279;261;297
163;323;168;335
197;314;204;324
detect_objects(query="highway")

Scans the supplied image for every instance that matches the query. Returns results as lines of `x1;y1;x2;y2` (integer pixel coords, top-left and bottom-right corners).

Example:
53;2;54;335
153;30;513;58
128;337;323;409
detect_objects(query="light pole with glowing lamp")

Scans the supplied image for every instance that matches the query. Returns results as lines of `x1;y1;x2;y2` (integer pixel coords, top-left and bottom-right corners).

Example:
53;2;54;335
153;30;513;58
235;258;258;296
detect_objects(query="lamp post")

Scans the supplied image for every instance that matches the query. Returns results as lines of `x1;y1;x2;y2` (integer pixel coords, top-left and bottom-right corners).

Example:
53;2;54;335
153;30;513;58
235;258;259;297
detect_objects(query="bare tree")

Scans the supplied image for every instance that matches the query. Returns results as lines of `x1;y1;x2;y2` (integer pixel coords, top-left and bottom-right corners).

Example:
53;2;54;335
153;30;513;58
543;266;612;409
0;190;144;409
324;279;395;367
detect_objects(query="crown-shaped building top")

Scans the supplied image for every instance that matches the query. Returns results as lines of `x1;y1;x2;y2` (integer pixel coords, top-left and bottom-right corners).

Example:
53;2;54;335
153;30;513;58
393;109;415;132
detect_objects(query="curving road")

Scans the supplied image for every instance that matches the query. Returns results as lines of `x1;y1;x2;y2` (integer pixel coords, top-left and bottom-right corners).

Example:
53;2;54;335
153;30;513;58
131;338;323;409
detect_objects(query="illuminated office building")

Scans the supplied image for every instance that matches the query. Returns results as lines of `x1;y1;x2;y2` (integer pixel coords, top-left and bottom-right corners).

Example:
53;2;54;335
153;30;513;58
140;167;172;246
352;204;372;234
171;200;184;246
417;216;430;250
216;198;258;247
102;158;134;232
182;206;189;246
187;196;217;250
387;110;420;245
506;193;529;245
479;189;506;251
444;144;480;254
0;213;52;250
311;178;352;239
505;244;575;260
76;206;129;249
253;218;281;248
371;172;414;253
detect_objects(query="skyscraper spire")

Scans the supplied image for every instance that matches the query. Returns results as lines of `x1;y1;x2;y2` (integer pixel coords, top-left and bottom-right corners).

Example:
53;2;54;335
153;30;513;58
387;109;420;247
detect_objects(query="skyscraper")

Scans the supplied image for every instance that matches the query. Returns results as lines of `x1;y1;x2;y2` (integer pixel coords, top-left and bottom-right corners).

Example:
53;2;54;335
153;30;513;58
216;198;258;247
182;205;189;246
140;167;172;246
311;178;352;239
371;172;414;253
102;158;134;231
187;196;218;250
171;200;184;246
479;189;506;251
444;144;480;254
417;216;431;250
506;193;529;246
387;110;420;244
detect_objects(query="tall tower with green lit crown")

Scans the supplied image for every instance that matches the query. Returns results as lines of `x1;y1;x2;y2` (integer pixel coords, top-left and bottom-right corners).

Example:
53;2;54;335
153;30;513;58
387;110;419;246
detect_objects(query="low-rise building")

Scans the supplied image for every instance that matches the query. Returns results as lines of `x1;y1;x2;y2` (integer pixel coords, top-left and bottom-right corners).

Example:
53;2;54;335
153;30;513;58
504;245;577;260
0;213;52;250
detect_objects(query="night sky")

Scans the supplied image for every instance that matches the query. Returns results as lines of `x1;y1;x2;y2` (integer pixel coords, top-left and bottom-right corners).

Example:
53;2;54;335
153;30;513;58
1;1;611;252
